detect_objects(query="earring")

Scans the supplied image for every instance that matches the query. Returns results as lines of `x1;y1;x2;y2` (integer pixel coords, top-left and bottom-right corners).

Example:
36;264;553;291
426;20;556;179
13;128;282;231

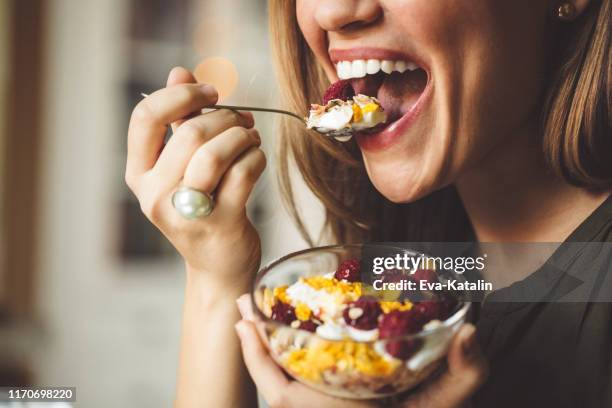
557;2;576;21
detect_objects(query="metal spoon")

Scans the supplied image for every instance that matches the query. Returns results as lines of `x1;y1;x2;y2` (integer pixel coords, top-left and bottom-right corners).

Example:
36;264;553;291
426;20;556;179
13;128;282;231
211;104;354;141
140;93;354;141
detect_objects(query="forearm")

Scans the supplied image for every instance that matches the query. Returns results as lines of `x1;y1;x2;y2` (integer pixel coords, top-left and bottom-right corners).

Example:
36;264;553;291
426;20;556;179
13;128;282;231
174;267;257;408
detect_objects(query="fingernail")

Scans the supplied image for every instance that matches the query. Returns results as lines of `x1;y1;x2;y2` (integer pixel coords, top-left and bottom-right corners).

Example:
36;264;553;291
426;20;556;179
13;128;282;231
236;295;254;321
249;129;261;144
240;112;255;128
462;325;478;356
200;84;218;98
234;321;246;338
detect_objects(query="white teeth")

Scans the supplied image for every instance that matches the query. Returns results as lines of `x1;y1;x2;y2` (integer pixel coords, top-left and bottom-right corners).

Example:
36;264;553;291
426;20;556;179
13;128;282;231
380;60;395;74
351;60;366;78
395;61;407;73
337;61;351;79
406;61;419;71
335;59;420;79
366;59;381;75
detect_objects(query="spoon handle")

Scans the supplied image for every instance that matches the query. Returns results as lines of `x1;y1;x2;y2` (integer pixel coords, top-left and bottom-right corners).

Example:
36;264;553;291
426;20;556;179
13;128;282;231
211;104;305;122
140;93;306;123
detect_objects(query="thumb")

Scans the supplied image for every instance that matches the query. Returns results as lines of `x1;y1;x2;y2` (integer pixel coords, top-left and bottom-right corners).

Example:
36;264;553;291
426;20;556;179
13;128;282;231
166;66;198;132
166;66;197;87
404;324;489;408
446;323;489;389
235;319;292;405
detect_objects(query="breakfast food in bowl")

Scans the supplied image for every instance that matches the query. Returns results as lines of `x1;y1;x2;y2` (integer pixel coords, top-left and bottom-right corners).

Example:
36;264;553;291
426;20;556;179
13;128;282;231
252;245;469;399
306;80;387;141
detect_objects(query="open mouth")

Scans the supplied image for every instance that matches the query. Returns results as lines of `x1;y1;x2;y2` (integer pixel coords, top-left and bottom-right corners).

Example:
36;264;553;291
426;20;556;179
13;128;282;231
332;54;431;149
337;58;428;126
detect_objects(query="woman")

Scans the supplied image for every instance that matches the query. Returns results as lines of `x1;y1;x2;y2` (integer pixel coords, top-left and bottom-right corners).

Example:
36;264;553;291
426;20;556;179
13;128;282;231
125;0;611;406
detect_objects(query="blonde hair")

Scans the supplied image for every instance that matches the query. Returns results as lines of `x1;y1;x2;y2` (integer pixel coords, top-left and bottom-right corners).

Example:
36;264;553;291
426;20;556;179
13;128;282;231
268;0;611;245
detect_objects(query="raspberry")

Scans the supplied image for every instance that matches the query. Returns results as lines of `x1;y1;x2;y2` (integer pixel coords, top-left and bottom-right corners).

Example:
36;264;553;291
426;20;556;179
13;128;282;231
385;339;422;360
381;268;408;284
413;300;442;324
334;259;361;282
439;294;459;320
411;269;437;284
343;297;382;330
299;320;318;332
322;80;355;105
413;295;459;323
271;302;296;325
378;310;424;338
379;311;425;359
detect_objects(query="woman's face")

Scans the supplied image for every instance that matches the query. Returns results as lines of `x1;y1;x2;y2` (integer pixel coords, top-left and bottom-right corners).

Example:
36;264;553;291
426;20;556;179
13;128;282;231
297;0;552;202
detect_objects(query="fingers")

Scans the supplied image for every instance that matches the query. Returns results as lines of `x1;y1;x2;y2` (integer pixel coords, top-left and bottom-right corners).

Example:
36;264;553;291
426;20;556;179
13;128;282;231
215;146;267;213
167;66;197;88
166;67;198;132
403;324;489;408
235;295;374;408
236;294;256;321
234;319;291;407
151;109;256;188
126;83;218;189
183;128;261;194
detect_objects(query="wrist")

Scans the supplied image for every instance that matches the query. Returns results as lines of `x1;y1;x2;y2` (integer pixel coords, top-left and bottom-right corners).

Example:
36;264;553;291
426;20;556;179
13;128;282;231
185;263;254;298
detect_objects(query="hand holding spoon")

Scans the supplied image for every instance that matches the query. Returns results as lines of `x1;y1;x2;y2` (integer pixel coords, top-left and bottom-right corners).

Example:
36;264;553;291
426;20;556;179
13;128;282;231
140;93;360;141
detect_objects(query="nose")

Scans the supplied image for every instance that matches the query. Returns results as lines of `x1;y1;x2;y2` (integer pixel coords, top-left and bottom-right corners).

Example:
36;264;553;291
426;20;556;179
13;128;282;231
314;0;382;32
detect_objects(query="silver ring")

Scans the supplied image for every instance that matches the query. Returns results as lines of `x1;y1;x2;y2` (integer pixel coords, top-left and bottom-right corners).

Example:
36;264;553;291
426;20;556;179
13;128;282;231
172;187;214;219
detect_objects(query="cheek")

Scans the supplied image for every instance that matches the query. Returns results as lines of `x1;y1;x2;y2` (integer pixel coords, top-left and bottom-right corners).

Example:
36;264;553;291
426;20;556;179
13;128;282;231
404;1;549;173
448;2;550;168
296;1;332;76
296;1;317;42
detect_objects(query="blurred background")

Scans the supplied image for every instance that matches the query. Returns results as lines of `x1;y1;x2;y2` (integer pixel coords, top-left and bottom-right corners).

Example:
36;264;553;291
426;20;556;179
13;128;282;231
0;0;324;406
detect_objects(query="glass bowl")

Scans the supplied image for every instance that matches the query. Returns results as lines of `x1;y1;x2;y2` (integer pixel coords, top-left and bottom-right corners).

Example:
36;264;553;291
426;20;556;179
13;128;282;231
251;244;470;400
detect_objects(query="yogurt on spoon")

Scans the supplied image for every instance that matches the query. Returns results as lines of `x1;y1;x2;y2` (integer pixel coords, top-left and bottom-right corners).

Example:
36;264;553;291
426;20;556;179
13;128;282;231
306;80;387;142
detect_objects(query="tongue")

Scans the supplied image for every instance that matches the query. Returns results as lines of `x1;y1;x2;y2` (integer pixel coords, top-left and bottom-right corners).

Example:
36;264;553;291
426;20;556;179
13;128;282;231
351;74;385;100
351;70;427;121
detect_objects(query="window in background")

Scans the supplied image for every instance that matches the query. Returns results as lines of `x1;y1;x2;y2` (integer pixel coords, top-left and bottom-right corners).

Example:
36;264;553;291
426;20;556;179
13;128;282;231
117;0;275;263
118;0;194;261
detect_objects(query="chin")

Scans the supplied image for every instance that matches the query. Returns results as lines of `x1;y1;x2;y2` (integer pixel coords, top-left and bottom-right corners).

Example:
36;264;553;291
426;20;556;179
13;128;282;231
363;155;443;204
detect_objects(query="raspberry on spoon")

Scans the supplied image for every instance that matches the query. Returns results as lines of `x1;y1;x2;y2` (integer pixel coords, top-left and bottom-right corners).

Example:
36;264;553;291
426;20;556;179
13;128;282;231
322;80;355;105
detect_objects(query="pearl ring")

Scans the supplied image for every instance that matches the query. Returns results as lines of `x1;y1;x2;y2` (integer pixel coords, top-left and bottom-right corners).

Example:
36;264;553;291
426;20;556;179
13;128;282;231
172;187;214;219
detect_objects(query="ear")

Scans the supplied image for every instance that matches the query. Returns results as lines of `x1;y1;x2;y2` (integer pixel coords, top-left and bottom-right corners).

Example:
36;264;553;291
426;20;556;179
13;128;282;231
572;0;592;16
555;0;591;21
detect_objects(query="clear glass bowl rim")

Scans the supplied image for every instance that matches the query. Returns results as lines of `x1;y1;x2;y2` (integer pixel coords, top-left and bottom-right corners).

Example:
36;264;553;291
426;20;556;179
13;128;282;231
251;243;471;343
